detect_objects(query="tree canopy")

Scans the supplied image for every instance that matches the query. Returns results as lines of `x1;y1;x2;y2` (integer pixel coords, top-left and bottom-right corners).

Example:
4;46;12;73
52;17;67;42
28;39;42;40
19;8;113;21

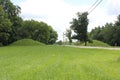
70;12;89;46
0;5;12;45
0;0;22;41
21;20;58;44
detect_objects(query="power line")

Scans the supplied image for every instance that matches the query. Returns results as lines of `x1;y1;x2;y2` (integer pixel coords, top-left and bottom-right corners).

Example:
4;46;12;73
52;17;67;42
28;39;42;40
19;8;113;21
88;0;103;14
87;0;99;12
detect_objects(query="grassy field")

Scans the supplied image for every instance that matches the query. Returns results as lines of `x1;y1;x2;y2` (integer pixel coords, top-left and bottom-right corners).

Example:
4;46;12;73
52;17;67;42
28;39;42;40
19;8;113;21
0;45;120;80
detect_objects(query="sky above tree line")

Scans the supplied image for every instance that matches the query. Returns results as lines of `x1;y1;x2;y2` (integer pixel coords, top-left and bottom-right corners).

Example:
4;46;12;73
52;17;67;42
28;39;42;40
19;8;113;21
11;0;120;40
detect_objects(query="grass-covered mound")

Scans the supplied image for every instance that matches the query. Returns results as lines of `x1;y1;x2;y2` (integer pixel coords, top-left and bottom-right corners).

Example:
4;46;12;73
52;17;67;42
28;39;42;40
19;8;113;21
10;39;45;46
74;40;110;47
87;40;110;47
86;40;110;47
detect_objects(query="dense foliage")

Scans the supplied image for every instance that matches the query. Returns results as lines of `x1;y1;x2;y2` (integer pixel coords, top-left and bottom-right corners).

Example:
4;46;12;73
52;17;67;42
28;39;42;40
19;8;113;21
70;12;89;46
0;5;12;45
0;0;57;45
90;15;120;46
0;0;22;43
20;20;58;44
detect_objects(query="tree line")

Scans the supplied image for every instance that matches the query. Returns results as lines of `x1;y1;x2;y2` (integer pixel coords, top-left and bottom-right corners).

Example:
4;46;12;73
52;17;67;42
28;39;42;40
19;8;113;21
90;15;120;46
0;0;58;46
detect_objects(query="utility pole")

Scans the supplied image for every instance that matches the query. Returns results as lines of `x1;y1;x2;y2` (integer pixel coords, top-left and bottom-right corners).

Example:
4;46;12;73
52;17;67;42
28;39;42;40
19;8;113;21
63;32;65;45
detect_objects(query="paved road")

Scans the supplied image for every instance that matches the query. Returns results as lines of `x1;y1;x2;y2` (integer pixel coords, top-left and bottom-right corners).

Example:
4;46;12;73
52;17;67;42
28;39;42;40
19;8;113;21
65;45;120;50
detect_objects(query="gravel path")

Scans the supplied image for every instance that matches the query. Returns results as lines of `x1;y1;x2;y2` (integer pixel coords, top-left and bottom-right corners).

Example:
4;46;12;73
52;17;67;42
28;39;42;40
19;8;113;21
65;45;120;50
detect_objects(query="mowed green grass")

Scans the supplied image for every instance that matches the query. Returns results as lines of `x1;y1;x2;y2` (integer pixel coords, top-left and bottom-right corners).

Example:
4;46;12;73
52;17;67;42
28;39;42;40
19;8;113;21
0;46;120;80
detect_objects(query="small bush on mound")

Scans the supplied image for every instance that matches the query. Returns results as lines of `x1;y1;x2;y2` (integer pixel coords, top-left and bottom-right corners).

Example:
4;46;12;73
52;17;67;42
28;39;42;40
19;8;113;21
10;39;45;46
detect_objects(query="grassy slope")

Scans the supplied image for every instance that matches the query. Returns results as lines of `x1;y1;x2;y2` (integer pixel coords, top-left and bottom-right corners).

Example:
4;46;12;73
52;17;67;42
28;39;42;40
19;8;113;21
10;39;45;46
88;40;110;47
79;40;110;47
0;46;120;80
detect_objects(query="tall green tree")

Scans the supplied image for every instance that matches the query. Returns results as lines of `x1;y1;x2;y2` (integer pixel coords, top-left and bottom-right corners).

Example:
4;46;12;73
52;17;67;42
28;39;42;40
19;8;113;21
0;0;23;43
102;23;115;45
114;15;120;46
70;12;89;46
0;5;12;45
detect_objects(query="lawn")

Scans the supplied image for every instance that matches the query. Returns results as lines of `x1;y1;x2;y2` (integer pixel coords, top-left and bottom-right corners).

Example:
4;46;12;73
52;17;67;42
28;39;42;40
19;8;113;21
0;45;120;80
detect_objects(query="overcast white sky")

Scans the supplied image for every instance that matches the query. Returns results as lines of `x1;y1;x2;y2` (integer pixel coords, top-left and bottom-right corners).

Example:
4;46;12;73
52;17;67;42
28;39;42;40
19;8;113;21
11;0;120;40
